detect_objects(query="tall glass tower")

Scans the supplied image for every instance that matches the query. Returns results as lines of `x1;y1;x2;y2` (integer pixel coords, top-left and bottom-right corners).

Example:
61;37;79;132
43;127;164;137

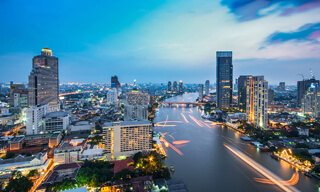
28;48;59;107
216;51;233;108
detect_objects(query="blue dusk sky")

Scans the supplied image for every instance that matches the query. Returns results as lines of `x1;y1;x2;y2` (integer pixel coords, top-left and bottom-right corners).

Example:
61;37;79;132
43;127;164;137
1;0;320;85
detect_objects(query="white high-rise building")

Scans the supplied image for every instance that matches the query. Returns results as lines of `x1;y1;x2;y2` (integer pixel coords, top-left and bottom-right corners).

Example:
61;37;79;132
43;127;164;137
107;88;118;105
26;104;49;135
302;83;320;118
124;105;148;121
246;76;268;129
102;121;152;159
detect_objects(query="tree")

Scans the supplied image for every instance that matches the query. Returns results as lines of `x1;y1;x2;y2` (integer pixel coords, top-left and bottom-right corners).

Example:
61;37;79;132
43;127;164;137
26;169;38;178
4;152;15;159
5;176;33;192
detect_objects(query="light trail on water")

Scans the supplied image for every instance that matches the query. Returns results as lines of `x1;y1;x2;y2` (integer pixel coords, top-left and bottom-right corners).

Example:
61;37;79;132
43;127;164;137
189;115;204;127
224;144;300;192
181;113;189;123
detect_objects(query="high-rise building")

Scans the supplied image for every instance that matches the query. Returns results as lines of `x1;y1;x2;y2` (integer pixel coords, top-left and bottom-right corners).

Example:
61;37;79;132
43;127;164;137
216;51;233;108
173;81;178;92
268;89;274;104
28;48;59;107
302;83;320;118
26;104;49;135
111;76;120;89
238;75;252;112
107;88;118;105
8;83;25;106
297;78;319;107
246;76;268;129
278;82;285;91
168;81;172;91
124;105;148;121
205;80;210;96
126;91;149;105
179;81;183;93
198;84;204;102
102;121;152;159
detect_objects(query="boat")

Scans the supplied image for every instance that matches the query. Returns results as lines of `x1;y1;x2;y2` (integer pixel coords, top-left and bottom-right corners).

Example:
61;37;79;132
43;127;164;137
270;153;279;161
241;137;252;141
170;165;175;172
304;172;312;177
260;147;270;152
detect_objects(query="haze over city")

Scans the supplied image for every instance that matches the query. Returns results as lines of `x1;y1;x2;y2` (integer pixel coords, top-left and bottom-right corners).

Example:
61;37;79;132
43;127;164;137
1;0;320;84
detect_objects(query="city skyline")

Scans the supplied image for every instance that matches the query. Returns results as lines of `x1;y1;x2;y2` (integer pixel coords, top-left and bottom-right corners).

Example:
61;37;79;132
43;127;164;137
1;1;320;84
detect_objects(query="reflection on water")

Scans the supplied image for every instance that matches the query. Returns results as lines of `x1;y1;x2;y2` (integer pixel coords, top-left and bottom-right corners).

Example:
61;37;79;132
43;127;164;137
154;93;319;192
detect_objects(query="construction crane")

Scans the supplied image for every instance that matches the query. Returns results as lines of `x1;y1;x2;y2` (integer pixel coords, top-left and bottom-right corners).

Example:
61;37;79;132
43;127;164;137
310;68;315;79
297;74;305;80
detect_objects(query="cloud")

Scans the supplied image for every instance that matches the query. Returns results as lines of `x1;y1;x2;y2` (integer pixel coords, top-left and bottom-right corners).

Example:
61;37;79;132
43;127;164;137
220;0;320;21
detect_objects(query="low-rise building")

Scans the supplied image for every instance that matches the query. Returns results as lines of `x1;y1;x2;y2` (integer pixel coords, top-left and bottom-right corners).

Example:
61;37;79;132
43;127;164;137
49;131;62;148
80;144;104;161
9;135;25;150
69;121;92;133
0;152;50;174
54;139;87;164
43;111;70;133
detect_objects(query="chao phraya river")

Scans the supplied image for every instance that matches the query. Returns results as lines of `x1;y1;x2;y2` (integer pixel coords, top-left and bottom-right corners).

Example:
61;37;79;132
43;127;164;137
154;93;320;192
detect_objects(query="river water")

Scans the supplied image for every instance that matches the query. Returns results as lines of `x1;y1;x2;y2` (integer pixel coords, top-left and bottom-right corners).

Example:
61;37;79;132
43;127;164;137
154;93;320;192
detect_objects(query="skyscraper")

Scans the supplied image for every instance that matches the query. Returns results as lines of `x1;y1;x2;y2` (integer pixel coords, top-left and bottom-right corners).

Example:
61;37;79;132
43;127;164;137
198;84;204;102
302;83;320;118
168;81;172;91
268;89;274;104
179;81;183;93
297;78;319;107
246;76;268;129
277;82;285;91
28;48;59;107
173;81;178;92
111;76;120;89
216;51;233;108
238;75;252;112
205;80;210;96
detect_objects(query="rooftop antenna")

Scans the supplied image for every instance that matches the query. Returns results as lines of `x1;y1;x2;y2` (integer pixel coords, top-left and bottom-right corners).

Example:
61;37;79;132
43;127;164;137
310;68;315;79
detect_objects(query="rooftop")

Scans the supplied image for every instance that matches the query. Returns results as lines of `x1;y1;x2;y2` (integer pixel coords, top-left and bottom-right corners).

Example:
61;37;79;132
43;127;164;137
44;111;69;118
103;120;151;127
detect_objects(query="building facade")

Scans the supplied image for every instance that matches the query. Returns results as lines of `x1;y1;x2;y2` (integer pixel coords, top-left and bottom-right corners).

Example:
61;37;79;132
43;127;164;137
205;80;210;96
216;51;233;108
124;105;148;121
28;48;59;107
179;81;183;93
302;84;320;118
102;121;152;159
8;83;25;107
43;111;70;133
238;75;252;112
126;91;149;105
168;81;171;91
246;76;268;129
173;81;177;93
198;84;204;102
107;88;118;105
297;78;319;107
26;104;49;135
13;90;28;108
